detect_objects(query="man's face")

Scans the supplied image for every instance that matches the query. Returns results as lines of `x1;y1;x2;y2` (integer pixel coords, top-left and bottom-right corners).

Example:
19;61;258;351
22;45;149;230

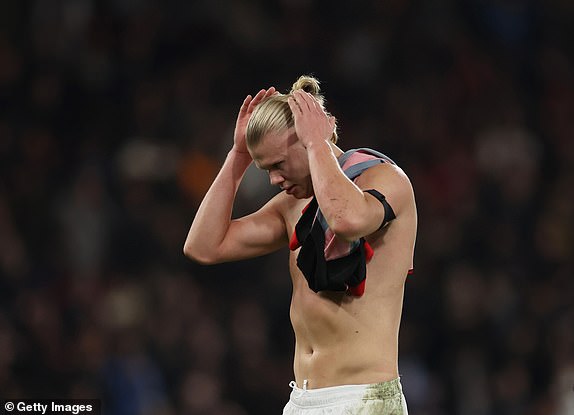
249;128;313;199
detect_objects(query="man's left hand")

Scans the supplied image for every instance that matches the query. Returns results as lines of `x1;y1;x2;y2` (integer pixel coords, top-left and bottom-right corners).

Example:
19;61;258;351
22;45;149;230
288;90;336;149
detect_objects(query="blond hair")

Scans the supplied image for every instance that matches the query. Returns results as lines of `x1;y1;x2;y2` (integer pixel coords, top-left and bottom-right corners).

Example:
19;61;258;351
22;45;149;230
245;75;338;149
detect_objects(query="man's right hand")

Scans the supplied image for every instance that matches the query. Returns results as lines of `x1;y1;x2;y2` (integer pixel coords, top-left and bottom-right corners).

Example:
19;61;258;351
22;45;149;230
233;87;276;154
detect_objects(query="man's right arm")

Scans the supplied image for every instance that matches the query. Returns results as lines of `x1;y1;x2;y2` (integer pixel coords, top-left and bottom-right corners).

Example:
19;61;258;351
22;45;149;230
183;149;287;265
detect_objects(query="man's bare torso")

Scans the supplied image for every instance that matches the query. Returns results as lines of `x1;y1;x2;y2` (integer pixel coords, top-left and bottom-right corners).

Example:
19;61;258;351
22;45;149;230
277;166;417;390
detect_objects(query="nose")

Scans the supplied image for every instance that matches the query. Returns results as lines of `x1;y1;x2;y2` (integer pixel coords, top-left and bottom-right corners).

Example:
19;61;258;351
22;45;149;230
269;170;284;186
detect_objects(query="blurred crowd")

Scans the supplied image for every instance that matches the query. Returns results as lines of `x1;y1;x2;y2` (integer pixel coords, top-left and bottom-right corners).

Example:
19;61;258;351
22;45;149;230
0;0;573;414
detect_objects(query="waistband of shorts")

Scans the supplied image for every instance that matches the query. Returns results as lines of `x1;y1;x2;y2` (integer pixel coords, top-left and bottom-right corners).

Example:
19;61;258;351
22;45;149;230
288;377;403;408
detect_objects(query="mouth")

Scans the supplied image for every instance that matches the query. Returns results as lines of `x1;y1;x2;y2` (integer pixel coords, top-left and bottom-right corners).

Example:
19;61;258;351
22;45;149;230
283;185;295;195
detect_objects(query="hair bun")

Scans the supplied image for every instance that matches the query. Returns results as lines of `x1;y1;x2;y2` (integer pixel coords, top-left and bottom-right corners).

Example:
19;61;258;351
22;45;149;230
290;75;321;96
290;75;325;108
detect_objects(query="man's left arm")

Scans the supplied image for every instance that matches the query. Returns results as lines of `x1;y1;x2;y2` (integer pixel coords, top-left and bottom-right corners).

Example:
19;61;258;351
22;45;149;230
309;144;411;241
288;90;413;241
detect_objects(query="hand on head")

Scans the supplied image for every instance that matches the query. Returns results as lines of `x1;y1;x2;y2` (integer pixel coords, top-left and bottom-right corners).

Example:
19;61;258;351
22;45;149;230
288;90;336;149
233;87;277;154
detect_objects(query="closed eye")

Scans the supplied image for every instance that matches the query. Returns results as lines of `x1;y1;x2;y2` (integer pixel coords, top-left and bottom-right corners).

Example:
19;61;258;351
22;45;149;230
259;161;283;171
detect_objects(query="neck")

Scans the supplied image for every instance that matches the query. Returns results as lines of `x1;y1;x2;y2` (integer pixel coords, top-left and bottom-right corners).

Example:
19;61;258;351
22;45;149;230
330;143;344;158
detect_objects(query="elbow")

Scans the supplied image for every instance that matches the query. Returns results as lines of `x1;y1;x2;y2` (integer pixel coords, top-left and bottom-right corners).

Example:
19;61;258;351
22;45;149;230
329;217;362;242
182;242;219;265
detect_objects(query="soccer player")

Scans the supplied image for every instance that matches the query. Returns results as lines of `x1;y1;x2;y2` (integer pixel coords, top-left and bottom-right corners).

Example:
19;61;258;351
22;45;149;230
184;76;416;414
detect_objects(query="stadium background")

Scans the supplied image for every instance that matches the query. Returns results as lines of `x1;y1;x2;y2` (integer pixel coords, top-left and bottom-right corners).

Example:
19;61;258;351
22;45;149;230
0;0;573;414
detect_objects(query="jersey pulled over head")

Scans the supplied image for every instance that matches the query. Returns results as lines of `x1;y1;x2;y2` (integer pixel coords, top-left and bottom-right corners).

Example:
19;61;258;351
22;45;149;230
245;75;338;150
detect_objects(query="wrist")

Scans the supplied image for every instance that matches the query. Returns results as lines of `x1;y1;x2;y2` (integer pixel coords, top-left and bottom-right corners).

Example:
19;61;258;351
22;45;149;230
305;137;332;154
230;145;252;158
228;146;253;168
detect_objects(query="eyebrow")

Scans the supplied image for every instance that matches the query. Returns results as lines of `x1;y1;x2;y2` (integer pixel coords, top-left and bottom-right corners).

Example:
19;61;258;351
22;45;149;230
256;159;283;171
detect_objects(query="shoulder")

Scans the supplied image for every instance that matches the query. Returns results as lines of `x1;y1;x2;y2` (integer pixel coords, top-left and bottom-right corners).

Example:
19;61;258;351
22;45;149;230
355;161;412;190
265;190;309;218
355;162;415;213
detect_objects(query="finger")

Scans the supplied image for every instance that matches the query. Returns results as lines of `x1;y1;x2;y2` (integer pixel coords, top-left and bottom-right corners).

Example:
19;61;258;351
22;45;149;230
264;86;276;98
239;95;253;113
292;90;307;109
239;95;253;117
304;91;323;113
247;89;267;111
254;87;276;105
288;96;302;115
252;89;267;103
294;90;315;112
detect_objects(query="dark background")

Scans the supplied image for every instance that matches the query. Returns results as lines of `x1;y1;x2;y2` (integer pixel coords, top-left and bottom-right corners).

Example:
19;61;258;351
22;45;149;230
0;0;573;414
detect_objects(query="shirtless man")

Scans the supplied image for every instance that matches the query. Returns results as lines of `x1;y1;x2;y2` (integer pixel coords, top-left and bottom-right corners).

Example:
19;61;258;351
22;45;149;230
184;76;416;414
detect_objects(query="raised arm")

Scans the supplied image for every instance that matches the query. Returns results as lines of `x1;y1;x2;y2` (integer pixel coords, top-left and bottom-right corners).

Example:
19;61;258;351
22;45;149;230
183;88;288;264
287;90;414;241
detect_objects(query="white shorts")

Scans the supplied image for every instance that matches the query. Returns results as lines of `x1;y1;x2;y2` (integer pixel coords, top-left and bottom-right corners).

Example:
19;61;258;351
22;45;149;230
282;378;408;415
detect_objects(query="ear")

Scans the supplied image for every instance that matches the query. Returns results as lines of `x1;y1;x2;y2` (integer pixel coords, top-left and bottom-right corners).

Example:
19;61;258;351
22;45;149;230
329;116;336;130
286;129;300;147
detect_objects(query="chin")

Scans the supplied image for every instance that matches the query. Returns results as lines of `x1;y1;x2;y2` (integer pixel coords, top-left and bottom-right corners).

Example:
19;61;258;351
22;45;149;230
294;189;313;199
